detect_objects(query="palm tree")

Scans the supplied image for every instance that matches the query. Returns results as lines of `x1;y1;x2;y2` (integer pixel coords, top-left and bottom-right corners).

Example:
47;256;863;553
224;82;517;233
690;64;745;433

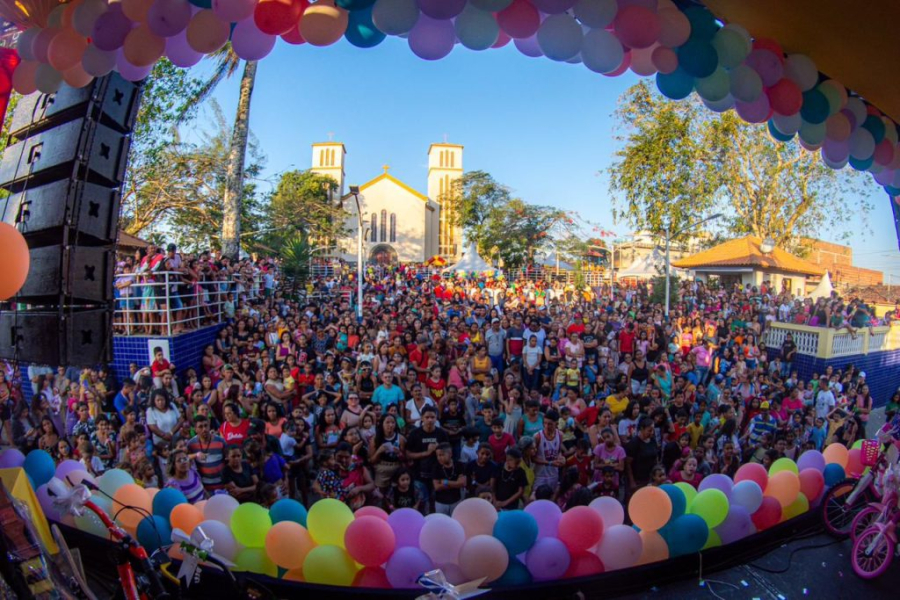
179;45;257;260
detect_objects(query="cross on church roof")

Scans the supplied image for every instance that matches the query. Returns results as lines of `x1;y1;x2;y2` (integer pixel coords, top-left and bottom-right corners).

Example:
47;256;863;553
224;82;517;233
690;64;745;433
383;164;390;173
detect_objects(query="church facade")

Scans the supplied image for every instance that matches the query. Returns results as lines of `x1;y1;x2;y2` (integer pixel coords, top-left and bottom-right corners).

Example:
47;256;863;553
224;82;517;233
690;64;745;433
309;141;463;264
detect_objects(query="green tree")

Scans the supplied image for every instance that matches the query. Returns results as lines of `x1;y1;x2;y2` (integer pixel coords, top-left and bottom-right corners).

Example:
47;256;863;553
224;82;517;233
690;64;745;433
609;81;869;250
266;170;347;244
280;232;313;282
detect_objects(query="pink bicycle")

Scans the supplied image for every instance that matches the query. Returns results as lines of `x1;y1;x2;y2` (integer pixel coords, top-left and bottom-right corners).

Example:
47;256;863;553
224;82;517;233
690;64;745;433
851;462;900;579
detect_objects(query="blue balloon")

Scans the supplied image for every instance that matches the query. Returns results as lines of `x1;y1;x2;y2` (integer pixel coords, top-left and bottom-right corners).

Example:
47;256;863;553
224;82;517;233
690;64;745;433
152;488;187;521
137;515;172;553
823;463;846;487
23;450;55;488
862;115;886;145
660;484;687;521
345;6;386;48
684;6;719;41
337;0;376;8
667;514;709;556
885;185;900;196
849;155;874;171
678;39;718;79
768;120;795;142
493;510;539;556
495;558;532;586
187;0;212;8
269;498;307;527
800;89;830;124
656;68;694;100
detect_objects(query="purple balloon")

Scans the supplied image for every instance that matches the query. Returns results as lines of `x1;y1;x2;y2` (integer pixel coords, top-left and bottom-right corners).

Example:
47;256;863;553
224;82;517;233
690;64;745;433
514;34;543;58
388;508;425;549
698;473;734;501
840;108;858;131
735;92;771;124
147;0;193;38
525;537;570;581
116;50;153;81
822;137;850;163
408;15;455;61
165;30;202;67
715;505;753;544
231;18;276;61
36;483;61;521
796;450;826;473
55;460;85;484
0;448;26;469
416;0;465;20
92;4;135;52
523;499;561;539
385;547;434;589
531;0;577;13
744;49;783;87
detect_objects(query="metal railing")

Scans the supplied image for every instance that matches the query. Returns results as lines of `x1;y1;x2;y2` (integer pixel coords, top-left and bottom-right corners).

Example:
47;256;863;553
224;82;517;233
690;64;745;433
113;271;263;337
764;321;898;359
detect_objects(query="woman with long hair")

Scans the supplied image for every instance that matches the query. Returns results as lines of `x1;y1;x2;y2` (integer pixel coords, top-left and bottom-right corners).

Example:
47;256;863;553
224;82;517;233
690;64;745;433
369;413;406;494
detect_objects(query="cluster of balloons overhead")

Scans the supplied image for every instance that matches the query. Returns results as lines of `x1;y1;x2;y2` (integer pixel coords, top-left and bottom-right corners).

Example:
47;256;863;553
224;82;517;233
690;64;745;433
2;444;850;589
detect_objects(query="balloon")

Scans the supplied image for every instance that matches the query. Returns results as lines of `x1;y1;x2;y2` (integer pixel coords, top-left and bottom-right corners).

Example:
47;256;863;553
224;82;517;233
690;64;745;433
629;45;657;76
564;551;604;578
734;463;768;491
123;25;165;67
731;480;763;513
47;28;87;72
769;457;799;476
75;507;109;537
62;62;93;88
35;63;63;93
407;14;454;60
343;516;395;568
136;515;171;553
281;20;306;43
235;547;277;577
597;524;642;571
458;535;509;583
454;4;498;51
254;0;302;35
81;44;117;76
471;0;513;11
495;559;532;586
683;5;718;40
36;481;62;521
165;30;202;67
800;88;830;125
336;0;375;7
491;29;511;48
299;0;348;46
656;67;693;100
266;521;315;569
32;27;60;63
353;566;390;588
24;451;58;489
195;519;238;561
845;448;864;477
525;536;570;581
385;546;433;588
151;487;186;521
819;80;847;116
387;507;425;548
452;498;498;538
698;474;734;502
629;486;672;532
557;505;603;553
849;128;876;161
170;503;204;534
657;7;689;48
212;0;256;22
92;5;134;52
798;468;825;502
230;502;271;548
112;484;153;530
613;5;659;50
186;10;230;52
799;119;827;145
874;139;895;167
767;79;802;116
0;449;26;469
120;0;154;22
54;460;84;484
531;0;575;12
524;499;561;538
667;513;708;556
497;0;540;40
825;112;852;143
694;67;729;102
690;488;729;529
772;110;802;136
651;45;678;74
269;498;307;526
715;505;753;544
581;28;624;75
729;64;762;103
764;471;801;508
371;0;419;36
537;13;582;62
782;492;809;521
493;510;538;556
677;39;717;79
783;53;817;91
307;498;353;547
231;18;276;60
711;27;748;69
745;48;782;87
418;514;465;565
823;442;850;469
146;0;193;37
589;496;625;528
573;0;616;29
344;5;386;47
637;530;668;565
416;0;464;20
204;492;239;524
16;28;39;62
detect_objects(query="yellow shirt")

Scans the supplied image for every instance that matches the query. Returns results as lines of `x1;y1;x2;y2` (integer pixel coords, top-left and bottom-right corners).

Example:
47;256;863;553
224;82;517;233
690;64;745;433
687;422;705;448
606;393;629;416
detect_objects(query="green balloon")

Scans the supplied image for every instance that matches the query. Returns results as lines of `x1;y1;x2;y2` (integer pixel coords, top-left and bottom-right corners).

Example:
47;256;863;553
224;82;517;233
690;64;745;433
230;502;272;548
769;457;799;476
800;89;830;124
817;83;842;117
690;489;729;529
711;28;748;69
235;547;277;577
862;115;887;145
674;482;698;508
799;119;827;145
703;528;722;550
684;6;719;40
695;67;730;102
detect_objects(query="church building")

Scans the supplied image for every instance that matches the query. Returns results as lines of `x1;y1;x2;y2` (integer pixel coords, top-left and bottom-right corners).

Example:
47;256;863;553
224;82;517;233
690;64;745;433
309;141;463;264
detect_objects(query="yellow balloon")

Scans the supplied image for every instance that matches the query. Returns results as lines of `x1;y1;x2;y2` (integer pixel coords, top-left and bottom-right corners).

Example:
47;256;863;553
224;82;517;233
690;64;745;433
302;545;358;587
306;498;353;547
782;492;810;521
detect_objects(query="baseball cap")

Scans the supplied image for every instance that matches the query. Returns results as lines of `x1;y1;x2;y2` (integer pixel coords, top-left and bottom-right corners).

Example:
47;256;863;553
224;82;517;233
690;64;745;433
760;401;770;410
491;318;500;324
166;243;177;252
859;371;867;378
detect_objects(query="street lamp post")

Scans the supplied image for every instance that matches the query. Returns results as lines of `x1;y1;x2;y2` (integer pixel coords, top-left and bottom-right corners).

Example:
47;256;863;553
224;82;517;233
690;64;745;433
664;213;723;320
348;186;365;321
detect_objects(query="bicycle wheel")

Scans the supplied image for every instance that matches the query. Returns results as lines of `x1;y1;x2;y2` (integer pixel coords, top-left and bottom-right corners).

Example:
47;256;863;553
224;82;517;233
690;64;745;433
850;506;881;543
822;478;867;538
851;526;895;579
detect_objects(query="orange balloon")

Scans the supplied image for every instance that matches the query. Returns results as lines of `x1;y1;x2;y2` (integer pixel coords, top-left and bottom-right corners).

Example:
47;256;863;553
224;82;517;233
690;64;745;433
186;10;231;53
0;223;30;300
121;0;155;22
299;0;347;47
265;521;315;569
628;486;672;532
823;443;849;470
283;567;305;582
12;60;39;95
63;63;94;88
62;0;84;28
48;28;87;71
195;500;207;513
113;483;153;530
145;487;160;502
637;530;668;565
764;470;801;508
170;503;204;534
123;25;165;67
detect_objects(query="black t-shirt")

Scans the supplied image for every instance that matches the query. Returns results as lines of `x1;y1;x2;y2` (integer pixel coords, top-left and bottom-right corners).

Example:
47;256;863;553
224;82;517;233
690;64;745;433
582;333;598;357
442;411;466;442
391;486;418;510
465;460;498;495
406;426;450;481
433;460;464;505
625;436;659;485
222;461;255;489
781;340;797;360
494;466;527;505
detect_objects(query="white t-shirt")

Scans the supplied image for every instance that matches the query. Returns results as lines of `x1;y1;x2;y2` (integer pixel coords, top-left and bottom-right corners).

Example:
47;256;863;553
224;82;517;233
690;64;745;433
280;433;297;458
405;397;436;428
814;390;836;420
146;406;180;445
523;344;542;369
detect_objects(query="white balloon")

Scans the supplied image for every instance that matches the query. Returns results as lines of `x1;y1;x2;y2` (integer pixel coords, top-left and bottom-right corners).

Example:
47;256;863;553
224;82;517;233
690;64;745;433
729;64;762;103
16;28;39;62
82;44;116;77
573;0;617;29
844;97;867;130
35;63;62;93
581;28;623;74
537;13;583;62
772;111;803;135
722;23;751;53
783;54;818;92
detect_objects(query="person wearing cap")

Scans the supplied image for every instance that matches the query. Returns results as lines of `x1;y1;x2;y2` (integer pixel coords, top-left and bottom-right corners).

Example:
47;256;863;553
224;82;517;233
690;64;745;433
813;376;836;421
485;318;507;374
743;400;777;452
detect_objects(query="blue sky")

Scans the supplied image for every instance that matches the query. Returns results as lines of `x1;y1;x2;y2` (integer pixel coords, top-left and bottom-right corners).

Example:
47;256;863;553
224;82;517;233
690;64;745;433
192;35;900;280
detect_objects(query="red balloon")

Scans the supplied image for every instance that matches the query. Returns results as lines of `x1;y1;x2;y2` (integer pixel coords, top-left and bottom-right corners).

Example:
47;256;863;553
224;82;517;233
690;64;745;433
496;0;540;40
874;139;896;166
557;506;603;553
846;448;864;478
492;29;511;49
614;6;660;50
767;78;803;115
798;468;824;502
255;0;304;35
751;497;782;531
753;37;784;63
353;566;391;588
603;50;631;77
564;552;604;579
281;23;306;44
735;463;768;491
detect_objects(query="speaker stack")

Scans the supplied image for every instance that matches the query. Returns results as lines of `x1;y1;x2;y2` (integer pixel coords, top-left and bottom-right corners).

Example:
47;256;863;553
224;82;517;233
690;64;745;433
0;73;141;367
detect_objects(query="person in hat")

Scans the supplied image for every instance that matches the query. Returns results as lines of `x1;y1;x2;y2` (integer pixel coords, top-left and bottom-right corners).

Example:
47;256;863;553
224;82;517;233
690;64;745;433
743;400;777;454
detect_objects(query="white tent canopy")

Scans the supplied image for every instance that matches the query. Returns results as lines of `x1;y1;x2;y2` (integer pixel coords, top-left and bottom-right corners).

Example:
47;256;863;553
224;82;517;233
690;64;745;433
618;250;686;279
536;249;574;271
444;243;493;273
808;271;835;300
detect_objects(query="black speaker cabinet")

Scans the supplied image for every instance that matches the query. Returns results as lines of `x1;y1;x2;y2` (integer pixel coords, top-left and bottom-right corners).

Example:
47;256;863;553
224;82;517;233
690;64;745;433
0;309;110;366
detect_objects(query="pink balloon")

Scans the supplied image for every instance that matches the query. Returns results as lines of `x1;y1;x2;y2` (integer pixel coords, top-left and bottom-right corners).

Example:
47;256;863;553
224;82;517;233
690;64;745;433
115;49;153;81
418;514;465;565
630;45;657;76
657;7;689;48
231;18;276;60
451;498;498;538
874;139;896;166
745;48;783;87
596;524;642;571
651;45;678;74
147;0;193;38
165;29;202;67
496;0;540;40
457;535;509;583
614;5;659;49
557;506;603;553
735;463;769;491
767;78;802;116
354;506;388;521
32;27;61;63
212;0;257;23
408;15;455;61
826;112;852;142
603;50;631;77
416;0;465;20
344;516;395;568
92;5;135;51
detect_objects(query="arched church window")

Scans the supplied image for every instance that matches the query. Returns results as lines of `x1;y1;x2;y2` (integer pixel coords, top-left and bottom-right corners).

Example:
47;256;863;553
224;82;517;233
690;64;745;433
390;213;397;242
380;209;387;242
371;213;377;242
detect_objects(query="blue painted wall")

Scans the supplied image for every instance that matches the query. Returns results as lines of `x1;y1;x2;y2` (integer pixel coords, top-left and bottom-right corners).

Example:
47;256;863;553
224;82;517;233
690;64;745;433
111;325;223;385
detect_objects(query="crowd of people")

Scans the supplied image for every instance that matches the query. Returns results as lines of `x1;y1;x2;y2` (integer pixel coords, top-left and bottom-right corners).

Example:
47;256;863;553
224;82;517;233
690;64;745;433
2;257;899;520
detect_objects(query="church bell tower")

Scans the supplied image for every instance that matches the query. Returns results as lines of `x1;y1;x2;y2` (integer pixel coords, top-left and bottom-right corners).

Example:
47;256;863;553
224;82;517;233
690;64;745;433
427;143;463;259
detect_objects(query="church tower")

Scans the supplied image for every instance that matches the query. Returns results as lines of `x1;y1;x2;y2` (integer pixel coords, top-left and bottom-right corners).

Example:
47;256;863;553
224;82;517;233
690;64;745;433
310;142;347;203
427;143;463;259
